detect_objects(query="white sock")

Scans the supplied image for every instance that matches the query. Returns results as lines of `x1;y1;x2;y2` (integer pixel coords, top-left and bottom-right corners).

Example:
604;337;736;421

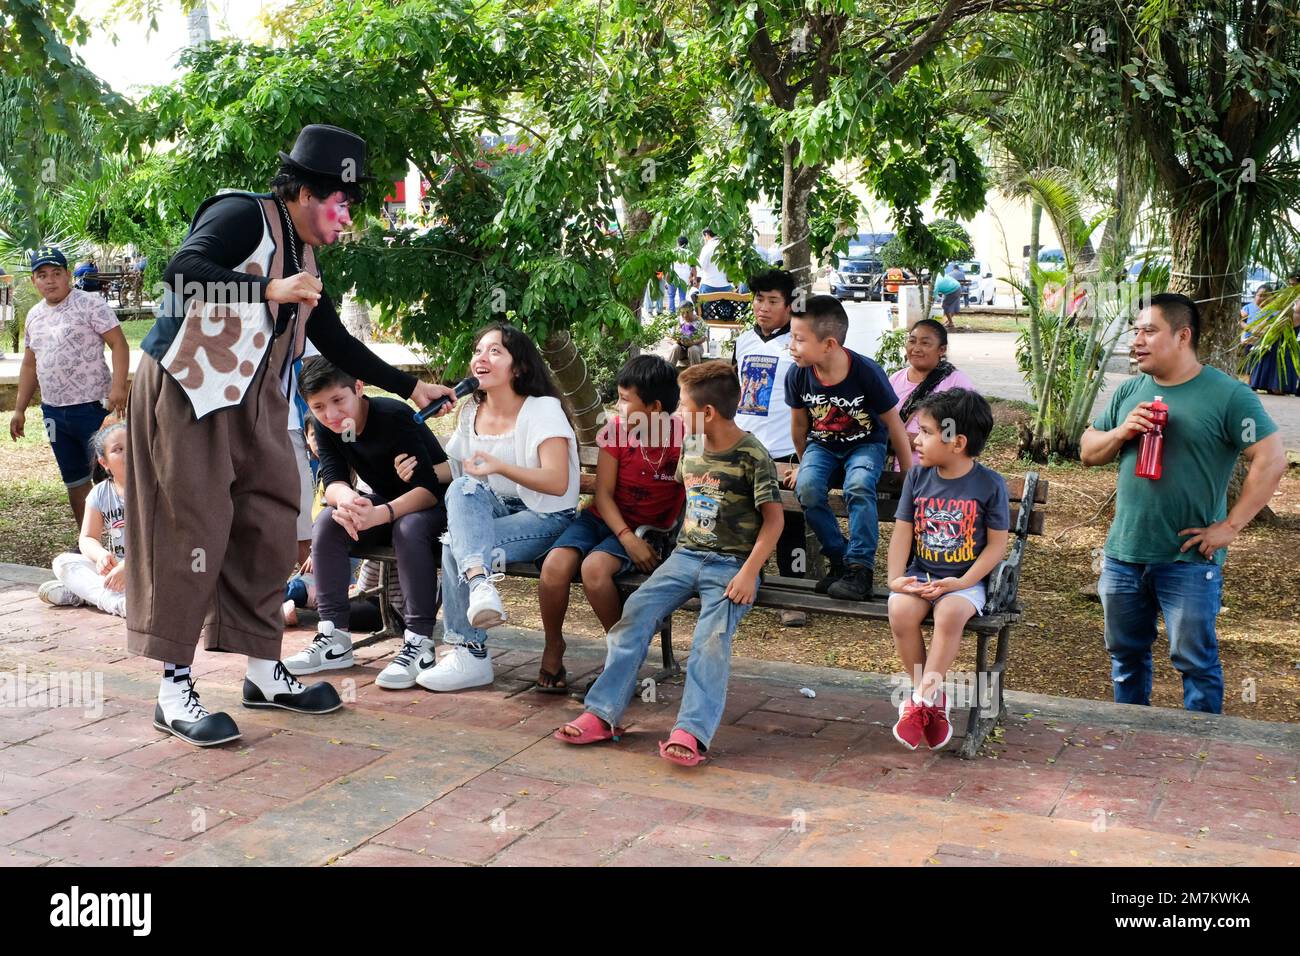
912;689;928;705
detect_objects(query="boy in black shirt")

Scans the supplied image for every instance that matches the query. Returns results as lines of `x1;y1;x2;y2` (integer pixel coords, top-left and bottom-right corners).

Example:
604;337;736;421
285;358;452;690
785;295;913;600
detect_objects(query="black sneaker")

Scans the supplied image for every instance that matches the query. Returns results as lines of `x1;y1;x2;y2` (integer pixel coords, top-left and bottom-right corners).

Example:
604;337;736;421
828;564;873;601
814;560;846;594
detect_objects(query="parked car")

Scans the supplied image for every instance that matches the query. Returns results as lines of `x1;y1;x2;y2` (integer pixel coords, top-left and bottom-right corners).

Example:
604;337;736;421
828;232;894;301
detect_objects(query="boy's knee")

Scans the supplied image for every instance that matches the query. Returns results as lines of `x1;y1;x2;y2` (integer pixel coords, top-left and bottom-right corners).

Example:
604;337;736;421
580;555;616;589
795;476;828;509
842;472;875;501
312;508;342;541
540;550;578;587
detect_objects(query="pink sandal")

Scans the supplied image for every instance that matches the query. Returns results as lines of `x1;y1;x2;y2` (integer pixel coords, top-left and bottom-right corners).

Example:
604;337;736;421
553;711;624;745
658;728;706;767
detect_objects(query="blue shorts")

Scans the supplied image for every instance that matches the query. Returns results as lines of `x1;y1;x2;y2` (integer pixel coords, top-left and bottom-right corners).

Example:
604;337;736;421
539;509;633;575
41;401;106;488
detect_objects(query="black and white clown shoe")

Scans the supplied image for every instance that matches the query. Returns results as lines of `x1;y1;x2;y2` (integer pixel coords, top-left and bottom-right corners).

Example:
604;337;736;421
154;676;242;747
242;660;343;714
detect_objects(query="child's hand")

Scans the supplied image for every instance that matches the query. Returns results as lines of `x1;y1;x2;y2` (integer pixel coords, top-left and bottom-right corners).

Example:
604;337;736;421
623;533;660;574
780;464;799;489
331;505;362;541
9;411;23;441
725;571;759;606
463;452;503;478
103;562;126;593
299;555;313;576
339;497;379;535
95;552;119;575
889;575;923;594
916;577;963;600
394;453;417;482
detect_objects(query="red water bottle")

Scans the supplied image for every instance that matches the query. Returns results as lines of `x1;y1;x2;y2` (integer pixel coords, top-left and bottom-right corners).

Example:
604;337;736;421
1135;396;1168;480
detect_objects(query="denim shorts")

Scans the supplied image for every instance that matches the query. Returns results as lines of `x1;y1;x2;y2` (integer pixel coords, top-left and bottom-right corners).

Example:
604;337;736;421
538;508;632;575
41;401;106;488
888;567;987;615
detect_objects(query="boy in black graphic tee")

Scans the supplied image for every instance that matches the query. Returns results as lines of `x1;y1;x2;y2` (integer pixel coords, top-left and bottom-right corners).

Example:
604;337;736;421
887;388;1009;751
785;295;913;601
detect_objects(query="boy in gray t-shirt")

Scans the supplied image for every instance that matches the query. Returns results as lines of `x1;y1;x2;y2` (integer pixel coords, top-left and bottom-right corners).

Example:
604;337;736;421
886;388;1009;751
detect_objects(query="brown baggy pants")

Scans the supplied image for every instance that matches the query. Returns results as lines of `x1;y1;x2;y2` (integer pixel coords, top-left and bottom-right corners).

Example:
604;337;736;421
125;341;298;666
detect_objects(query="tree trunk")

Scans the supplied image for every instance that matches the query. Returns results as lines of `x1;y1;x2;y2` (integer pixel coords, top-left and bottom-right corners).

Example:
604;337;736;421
1028;200;1042;307
781;141;822;293
542;328;604;445
340;291;372;341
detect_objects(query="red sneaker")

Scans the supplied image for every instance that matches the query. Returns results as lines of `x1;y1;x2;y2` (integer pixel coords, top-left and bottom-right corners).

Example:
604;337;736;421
892;696;931;750
924;691;953;750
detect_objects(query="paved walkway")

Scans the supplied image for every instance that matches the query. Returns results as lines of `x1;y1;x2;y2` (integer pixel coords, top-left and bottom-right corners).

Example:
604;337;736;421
945;331;1300;452
0;562;1296;867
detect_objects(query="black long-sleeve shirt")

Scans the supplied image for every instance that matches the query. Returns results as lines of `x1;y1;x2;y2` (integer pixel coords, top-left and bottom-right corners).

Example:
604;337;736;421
142;192;418;399
315;397;448;503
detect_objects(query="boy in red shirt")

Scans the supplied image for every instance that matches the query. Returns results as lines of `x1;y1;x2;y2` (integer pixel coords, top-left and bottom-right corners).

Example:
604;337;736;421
536;356;684;692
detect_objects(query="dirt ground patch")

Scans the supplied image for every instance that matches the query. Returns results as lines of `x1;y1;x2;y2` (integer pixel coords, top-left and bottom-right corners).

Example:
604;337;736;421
3;396;1297;723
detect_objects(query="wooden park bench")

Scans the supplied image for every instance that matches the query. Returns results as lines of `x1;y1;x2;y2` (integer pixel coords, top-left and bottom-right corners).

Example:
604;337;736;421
348;443;1048;758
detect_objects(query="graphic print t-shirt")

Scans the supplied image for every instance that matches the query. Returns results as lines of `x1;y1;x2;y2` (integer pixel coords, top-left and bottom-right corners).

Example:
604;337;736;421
675;433;781;558
87;479;127;560
785;349;898;450
895;463;1009;580
738;355;777;416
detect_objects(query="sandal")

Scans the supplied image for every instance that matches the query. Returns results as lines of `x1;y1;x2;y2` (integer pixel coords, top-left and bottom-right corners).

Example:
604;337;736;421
658;728;706;767
553;711;624;745
535;665;569;695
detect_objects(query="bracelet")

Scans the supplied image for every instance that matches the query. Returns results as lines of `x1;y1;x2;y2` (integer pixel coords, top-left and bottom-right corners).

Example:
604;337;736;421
617;527;635;539
384;503;396;523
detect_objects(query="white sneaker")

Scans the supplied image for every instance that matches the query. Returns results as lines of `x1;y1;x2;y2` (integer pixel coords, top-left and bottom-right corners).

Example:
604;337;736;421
466;573;507;629
283;620;354;675
416;644;495;692
38;580;83;608
375;631;437;690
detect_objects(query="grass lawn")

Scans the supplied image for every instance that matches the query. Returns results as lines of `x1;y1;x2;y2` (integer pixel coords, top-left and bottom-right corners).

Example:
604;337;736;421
3;393;1297;724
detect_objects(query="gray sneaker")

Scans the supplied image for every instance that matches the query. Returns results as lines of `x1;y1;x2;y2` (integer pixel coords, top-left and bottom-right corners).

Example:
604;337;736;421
376;631;437;690
283;620;354;675
38;580;83;608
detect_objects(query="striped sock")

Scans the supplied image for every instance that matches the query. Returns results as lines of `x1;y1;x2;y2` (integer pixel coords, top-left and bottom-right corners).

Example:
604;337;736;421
465;642;488;660
163;663;192;683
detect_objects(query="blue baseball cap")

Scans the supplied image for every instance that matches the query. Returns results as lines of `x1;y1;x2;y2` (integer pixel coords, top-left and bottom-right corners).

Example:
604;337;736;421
29;246;68;270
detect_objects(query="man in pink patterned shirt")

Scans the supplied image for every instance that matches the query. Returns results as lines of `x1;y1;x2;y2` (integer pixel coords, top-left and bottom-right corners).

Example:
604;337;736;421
9;246;129;531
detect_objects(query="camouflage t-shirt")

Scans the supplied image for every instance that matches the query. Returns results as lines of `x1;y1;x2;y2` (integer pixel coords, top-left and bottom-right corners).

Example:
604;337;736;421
675;432;781;558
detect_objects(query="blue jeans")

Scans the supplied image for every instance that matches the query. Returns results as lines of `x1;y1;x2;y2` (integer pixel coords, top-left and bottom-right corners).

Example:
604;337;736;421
440;476;574;645
699;283;733;294
1098;556;1224;713
666;281;689;313
583;548;754;750
795;440;888;567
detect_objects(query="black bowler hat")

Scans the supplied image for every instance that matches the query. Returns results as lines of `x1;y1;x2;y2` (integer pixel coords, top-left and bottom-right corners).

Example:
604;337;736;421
277;124;376;184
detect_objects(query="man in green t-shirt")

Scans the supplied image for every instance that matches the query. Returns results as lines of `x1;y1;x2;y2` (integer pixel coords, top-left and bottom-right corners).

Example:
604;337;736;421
1081;293;1286;713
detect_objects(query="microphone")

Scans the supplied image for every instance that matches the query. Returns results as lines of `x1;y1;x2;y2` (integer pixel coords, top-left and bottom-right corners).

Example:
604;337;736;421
413;376;478;423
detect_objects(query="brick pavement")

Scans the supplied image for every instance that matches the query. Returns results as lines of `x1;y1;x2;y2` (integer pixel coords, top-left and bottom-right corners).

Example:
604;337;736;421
0;563;1296;867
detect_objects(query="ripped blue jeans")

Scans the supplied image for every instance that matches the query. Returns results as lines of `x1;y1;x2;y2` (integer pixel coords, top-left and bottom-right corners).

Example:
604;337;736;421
582;547;754;750
440;475;574;646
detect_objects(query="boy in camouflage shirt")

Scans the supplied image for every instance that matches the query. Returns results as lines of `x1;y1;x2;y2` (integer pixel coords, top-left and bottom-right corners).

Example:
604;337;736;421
555;361;784;765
